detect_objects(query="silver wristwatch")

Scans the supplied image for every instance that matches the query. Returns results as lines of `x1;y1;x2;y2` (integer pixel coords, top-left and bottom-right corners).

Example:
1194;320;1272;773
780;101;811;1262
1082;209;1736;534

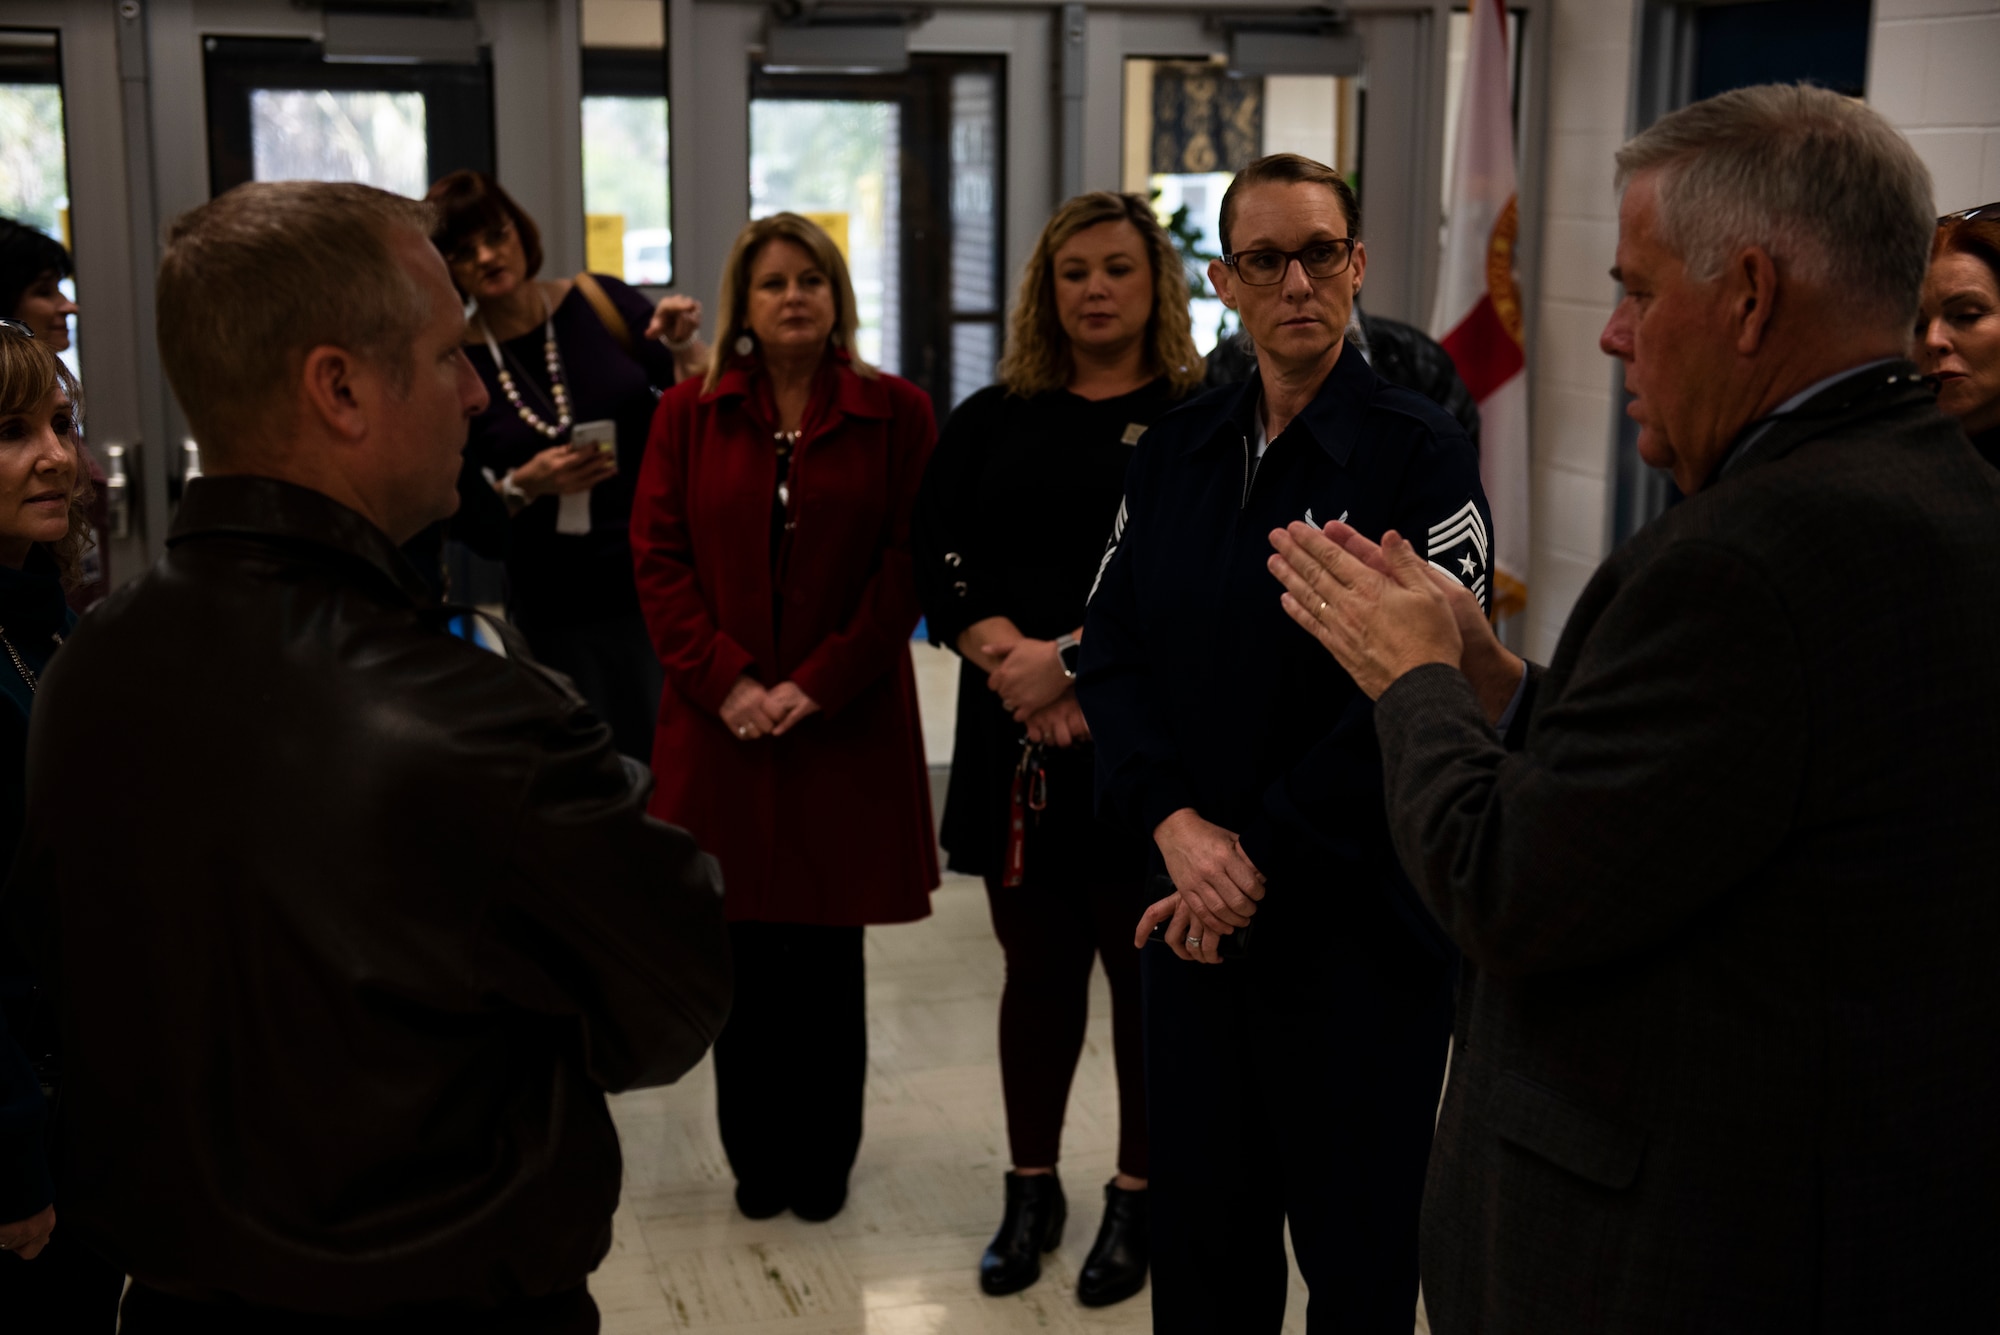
497;470;531;514
1055;632;1081;679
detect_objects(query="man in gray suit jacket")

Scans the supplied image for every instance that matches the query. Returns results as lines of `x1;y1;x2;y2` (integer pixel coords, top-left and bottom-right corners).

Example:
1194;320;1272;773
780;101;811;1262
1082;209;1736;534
1267;85;2000;1333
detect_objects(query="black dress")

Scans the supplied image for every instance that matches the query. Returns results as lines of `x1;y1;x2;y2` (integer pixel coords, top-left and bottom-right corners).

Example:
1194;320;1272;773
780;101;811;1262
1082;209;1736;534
914;375;1182;1185
466;276;676;761
913;378;1179;881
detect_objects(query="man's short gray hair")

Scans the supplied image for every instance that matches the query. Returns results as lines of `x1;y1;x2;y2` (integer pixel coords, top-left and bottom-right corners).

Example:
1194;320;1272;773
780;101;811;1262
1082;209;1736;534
1615;84;1934;329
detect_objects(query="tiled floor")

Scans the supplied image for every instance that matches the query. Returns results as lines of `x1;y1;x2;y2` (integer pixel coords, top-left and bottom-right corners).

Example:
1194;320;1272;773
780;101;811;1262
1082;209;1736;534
593;646;1429;1332
596;875;1320;1333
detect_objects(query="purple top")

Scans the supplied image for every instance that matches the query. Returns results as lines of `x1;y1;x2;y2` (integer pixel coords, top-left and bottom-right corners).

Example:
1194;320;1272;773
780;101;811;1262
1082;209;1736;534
466;274;675;626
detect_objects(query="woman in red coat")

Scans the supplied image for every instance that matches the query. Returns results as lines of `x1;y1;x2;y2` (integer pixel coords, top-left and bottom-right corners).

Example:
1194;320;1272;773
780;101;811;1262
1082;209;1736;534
630;212;938;1224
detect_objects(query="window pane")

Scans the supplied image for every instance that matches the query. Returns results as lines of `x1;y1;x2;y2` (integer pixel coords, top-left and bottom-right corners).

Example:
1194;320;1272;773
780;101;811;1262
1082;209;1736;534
949;72;997;314
951;321;995;409
750;99;900;373
0;83;67;238
583;95;671;283
0;41;79;377
1150;172;1232;355
250;89;428;197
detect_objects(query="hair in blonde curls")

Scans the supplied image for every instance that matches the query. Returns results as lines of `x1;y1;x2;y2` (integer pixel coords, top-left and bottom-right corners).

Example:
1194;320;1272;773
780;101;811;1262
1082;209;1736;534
0;333;93;591
997;192;1204;398
705;213;873;393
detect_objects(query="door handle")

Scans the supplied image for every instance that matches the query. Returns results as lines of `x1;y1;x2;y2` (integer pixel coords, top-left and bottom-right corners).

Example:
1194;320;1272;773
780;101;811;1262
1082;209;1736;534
103;442;134;540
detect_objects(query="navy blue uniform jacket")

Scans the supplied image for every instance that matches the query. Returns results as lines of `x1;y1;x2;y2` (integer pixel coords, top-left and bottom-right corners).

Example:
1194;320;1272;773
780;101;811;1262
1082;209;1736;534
1078;340;1492;974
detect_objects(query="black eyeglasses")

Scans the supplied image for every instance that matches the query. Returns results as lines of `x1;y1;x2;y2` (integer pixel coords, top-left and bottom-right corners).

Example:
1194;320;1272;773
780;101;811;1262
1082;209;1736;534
1942;202;1999;224
0;319;33;339
1221;238;1357;286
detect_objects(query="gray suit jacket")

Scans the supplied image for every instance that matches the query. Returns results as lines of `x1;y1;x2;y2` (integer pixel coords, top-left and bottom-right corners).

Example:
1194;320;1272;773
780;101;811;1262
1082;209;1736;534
1374;364;2000;1334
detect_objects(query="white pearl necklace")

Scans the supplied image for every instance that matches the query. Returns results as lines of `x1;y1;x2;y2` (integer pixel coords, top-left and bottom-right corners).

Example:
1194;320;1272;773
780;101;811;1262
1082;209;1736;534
478;289;572;440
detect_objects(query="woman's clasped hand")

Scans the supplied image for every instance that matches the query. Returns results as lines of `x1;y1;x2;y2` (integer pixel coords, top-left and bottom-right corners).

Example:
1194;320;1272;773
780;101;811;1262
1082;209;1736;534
984;635;1069;717
717;675;821;742
960;616;1091;747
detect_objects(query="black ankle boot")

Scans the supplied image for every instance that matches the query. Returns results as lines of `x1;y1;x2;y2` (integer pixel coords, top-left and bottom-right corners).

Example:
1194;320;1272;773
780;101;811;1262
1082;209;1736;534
791;1178;848;1224
734;1180;787;1220
979;1171;1066;1296
1076;1180;1148;1307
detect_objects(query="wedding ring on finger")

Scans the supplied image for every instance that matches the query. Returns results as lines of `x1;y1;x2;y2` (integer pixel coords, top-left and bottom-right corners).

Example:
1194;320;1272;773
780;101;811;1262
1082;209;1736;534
1186;935;1202;950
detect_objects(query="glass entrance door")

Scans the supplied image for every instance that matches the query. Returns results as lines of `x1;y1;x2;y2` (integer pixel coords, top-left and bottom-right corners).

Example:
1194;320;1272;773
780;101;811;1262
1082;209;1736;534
750;55;1003;409
751;97;901;371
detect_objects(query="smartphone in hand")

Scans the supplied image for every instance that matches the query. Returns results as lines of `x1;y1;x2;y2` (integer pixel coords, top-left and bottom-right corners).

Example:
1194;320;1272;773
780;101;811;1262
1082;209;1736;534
571;419;617;470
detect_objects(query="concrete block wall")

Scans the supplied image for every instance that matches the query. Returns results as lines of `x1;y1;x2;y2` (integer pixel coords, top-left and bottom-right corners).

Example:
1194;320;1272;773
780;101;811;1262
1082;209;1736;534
1869;0;2000;213
1522;0;1637;659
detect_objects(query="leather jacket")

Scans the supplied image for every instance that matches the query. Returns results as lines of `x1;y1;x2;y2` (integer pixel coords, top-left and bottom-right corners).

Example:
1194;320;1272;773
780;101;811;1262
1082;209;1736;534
2;476;732;1314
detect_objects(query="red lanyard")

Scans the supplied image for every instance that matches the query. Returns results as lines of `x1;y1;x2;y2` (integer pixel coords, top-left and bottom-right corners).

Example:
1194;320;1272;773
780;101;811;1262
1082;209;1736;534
1002;741;1049;888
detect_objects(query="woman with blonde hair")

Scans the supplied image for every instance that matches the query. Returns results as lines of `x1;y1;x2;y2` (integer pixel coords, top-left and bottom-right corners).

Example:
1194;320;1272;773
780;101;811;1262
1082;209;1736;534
630;213;938;1224
912;190;1202;1305
0;322;121;1325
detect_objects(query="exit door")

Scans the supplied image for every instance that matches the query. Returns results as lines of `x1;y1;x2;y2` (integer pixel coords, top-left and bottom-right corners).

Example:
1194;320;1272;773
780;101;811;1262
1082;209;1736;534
749;55;1004;410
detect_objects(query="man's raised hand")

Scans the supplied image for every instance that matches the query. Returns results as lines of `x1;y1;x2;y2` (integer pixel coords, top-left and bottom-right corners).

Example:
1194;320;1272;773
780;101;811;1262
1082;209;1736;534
1266;520;1461;699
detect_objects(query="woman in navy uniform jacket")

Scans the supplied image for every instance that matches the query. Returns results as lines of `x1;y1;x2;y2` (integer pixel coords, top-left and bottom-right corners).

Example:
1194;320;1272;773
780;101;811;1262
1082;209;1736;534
1076;155;1492;1333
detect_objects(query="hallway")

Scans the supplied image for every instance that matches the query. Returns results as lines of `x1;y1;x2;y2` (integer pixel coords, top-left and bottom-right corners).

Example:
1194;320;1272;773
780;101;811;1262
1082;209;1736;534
596;875;1316;1333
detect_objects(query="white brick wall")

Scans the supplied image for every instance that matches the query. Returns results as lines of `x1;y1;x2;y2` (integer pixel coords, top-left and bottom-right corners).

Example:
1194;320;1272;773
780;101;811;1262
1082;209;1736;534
1869;0;2000;213
1522;0;1636;659
1517;3;2000;662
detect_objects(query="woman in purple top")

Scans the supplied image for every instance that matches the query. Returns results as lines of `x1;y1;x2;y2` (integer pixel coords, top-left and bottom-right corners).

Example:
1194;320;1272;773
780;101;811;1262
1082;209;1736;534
427;172;707;759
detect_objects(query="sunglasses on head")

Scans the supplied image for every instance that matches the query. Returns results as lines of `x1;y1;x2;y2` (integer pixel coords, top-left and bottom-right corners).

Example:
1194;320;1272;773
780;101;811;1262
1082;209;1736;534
0;319;34;339
1942;202;1999;224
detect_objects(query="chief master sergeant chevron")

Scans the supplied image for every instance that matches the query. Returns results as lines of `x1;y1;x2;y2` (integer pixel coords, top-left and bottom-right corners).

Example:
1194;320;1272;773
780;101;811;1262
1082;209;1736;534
1075;152;1493;1335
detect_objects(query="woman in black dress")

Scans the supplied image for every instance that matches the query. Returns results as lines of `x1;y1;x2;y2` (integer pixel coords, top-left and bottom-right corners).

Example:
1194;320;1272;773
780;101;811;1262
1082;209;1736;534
913;191;1202;1307
425;172;707;759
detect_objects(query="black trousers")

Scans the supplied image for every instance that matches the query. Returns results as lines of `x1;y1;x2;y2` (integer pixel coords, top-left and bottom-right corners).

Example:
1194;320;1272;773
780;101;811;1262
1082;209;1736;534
1141;926;1452;1334
713;922;866;1197
0;1224;124;1332
984;870;1148;1178
119;1283;596;1334
512;610;662;763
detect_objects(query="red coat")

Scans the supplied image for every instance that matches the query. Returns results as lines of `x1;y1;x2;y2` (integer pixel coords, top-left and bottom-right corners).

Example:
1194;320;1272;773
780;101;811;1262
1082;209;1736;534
631;355;939;925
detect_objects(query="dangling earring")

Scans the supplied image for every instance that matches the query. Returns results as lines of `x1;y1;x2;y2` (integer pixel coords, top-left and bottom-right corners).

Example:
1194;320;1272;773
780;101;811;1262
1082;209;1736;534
734;333;756;357
829;330;843;350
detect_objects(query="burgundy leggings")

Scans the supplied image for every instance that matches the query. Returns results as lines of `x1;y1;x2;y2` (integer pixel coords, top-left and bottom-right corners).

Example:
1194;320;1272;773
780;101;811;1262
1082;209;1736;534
984;870;1149;1179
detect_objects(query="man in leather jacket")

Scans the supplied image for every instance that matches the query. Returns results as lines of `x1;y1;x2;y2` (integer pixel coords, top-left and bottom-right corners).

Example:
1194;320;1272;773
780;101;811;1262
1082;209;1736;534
2;181;732;1333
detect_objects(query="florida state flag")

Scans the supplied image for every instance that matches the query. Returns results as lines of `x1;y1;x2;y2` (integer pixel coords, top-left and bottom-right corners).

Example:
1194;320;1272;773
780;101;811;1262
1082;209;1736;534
1431;0;1529;622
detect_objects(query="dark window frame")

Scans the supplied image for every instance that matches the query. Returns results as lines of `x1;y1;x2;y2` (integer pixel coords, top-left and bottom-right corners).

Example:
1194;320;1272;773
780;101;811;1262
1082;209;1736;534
202;36;495;199
749;53;1007;409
